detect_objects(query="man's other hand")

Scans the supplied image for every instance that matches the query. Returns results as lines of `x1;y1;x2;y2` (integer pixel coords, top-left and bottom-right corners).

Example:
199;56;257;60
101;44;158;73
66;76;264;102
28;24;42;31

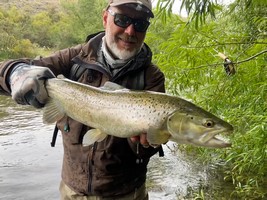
9;64;55;108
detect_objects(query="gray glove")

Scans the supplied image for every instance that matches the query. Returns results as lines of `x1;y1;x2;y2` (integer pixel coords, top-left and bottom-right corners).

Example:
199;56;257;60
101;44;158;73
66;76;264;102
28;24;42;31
9;63;56;108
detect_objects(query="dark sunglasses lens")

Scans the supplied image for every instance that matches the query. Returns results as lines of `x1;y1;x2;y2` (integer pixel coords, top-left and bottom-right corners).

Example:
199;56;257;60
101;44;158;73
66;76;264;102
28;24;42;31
114;14;149;32
134;20;150;32
114;14;131;28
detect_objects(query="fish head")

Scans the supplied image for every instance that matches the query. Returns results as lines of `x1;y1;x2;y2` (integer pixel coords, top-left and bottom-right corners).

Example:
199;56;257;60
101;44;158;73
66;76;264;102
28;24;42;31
166;111;234;148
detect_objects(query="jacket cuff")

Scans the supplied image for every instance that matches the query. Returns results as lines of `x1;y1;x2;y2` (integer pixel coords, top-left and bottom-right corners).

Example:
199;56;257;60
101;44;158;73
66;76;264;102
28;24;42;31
0;60;30;93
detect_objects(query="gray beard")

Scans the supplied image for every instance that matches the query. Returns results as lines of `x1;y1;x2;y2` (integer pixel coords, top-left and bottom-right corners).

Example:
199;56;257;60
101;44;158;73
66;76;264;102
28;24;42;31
102;37;134;69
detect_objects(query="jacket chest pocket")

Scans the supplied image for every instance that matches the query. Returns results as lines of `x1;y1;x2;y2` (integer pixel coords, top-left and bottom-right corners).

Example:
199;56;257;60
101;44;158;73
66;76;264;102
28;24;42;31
78;69;103;87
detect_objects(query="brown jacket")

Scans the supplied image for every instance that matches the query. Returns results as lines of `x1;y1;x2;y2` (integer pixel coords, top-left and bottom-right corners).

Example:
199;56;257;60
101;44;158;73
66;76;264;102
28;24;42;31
0;32;165;197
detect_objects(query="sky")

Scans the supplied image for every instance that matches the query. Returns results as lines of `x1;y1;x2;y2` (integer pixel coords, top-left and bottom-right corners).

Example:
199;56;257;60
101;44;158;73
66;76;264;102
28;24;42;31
152;0;235;17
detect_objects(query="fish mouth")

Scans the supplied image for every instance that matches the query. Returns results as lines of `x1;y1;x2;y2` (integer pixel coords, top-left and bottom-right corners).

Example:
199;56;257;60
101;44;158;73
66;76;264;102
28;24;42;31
198;128;233;148
211;134;232;147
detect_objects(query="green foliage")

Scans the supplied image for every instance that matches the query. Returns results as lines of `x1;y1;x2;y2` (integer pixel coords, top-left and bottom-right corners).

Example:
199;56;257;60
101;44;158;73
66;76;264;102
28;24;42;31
0;6;47;59
155;0;176;22
58;0;105;46
156;0;222;27
11;39;37;58
30;11;53;46
0;0;105;59
221;67;267;199
151;2;267;199
181;0;222;27
146;10;185;55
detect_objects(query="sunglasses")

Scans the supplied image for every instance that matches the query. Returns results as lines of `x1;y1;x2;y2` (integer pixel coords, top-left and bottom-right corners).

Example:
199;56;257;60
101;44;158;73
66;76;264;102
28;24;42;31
107;9;150;33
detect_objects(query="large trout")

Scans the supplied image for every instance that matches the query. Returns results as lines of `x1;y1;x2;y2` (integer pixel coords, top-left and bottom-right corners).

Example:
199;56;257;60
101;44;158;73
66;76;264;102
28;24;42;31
43;76;233;148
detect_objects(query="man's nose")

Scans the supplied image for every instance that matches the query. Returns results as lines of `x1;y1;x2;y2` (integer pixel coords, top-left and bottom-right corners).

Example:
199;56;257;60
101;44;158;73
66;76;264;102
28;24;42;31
124;24;136;35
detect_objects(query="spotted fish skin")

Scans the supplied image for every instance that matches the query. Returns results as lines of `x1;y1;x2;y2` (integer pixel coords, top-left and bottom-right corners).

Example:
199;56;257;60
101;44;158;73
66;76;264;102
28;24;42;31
43;76;233;148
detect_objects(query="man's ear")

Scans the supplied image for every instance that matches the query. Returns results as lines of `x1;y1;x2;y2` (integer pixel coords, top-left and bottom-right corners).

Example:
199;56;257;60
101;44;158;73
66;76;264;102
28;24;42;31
102;10;108;28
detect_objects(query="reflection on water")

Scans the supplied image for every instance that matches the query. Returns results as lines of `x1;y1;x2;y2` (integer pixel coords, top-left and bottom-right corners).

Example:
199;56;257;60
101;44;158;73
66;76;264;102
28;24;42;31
0;95;231;200
0;96;62;200
147;143;209;200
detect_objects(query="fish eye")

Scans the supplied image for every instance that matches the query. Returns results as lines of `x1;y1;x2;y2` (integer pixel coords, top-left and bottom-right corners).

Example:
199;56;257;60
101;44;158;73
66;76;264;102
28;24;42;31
203;119;214;128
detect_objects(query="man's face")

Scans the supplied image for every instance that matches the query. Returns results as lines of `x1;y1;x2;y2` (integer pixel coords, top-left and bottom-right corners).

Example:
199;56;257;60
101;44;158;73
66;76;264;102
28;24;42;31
103;5;150;60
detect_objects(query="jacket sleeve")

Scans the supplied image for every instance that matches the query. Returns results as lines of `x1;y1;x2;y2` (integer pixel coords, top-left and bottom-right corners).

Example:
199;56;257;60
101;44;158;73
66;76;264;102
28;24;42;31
0;44;84;95
144;63;165;93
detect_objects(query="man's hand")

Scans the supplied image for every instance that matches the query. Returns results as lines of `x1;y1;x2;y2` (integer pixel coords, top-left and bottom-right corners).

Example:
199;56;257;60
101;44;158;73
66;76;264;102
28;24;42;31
130;133;150;148
9;64;55;108
130;133;160;148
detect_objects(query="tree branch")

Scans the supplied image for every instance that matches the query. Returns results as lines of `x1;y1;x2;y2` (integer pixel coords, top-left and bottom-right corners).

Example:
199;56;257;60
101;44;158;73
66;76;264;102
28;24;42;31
235;49;267;64
182;49;267;71
183;42;267;49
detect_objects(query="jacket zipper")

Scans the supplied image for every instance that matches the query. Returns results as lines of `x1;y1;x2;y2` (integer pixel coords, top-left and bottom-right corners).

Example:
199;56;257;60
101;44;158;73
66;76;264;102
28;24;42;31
88;142;98;193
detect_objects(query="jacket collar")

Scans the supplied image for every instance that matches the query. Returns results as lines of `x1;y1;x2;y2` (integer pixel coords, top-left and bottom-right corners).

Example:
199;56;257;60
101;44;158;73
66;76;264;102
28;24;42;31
86;32;152;81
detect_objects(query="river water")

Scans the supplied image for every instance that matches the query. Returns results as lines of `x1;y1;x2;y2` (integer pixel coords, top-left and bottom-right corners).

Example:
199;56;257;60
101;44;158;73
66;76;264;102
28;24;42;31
0;95;227;200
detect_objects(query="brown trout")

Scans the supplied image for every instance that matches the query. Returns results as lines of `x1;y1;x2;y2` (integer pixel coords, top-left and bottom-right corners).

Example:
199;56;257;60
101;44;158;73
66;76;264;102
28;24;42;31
43;76;233;148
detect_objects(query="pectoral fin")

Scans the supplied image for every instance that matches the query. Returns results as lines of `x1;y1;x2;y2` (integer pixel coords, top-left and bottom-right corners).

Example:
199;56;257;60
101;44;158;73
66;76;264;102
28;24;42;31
82;129;107;146
43;98;65;124
147;128;170;145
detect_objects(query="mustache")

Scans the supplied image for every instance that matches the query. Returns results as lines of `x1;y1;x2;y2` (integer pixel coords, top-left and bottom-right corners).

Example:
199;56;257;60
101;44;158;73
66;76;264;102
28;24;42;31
119;34;137;43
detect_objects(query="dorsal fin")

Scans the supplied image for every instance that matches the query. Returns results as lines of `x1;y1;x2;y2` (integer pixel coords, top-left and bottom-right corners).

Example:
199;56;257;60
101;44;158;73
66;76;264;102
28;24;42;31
57;74;65;79
100;81;128;91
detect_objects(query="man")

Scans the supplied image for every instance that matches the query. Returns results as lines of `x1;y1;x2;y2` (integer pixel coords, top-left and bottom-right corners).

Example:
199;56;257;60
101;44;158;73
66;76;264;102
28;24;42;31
0;0;165;199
